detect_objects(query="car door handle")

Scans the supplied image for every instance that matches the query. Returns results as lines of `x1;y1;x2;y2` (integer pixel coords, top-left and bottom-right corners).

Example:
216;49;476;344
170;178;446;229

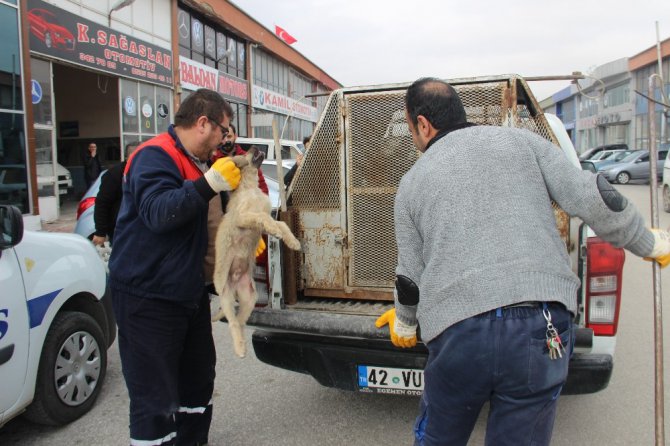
0;344;15;366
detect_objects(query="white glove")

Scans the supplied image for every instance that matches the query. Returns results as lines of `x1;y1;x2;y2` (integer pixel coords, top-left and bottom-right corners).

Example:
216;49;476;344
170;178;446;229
204;158;241;193
375;309;418;348
649;229;670;258
645;229;670;268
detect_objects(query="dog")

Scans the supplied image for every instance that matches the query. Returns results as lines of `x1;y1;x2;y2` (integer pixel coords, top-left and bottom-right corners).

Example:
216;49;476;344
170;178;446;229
212;146;301;357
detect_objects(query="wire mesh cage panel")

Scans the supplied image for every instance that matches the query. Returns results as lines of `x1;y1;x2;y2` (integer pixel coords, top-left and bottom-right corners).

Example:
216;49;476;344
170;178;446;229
346;91;419;288
290;92;342;209
288;76;569;297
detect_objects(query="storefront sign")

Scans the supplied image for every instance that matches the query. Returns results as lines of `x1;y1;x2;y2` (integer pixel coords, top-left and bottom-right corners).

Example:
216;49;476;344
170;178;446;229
27;0;172;87
179;56;248;104
251;85;318;123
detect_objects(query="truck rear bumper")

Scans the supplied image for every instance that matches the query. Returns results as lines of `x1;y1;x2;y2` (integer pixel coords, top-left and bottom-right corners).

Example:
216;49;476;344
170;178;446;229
251;329;613;395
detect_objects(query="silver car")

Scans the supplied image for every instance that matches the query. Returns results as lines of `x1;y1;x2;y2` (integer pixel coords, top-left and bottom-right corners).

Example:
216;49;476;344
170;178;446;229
74;162;288;240
601;149;668;184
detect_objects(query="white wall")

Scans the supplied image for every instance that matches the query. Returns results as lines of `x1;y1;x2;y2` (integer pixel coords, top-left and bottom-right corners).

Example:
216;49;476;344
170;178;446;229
49;0;172;50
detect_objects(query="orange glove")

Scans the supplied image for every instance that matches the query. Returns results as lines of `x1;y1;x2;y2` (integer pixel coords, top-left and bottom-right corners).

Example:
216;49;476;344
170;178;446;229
255;238;266;257
375;308;417;348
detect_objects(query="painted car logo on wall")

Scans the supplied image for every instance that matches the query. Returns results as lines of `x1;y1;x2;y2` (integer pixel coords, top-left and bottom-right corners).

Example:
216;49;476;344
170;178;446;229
124;96;136;116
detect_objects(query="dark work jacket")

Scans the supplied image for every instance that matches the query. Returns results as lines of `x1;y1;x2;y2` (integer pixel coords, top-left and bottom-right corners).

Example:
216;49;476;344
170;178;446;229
83;153;102;186
108;126;216;306
93;162;125;243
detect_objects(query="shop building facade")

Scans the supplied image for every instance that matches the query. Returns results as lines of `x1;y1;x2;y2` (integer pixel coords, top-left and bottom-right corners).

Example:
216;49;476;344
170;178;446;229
541;38;669;156
6;0;339;222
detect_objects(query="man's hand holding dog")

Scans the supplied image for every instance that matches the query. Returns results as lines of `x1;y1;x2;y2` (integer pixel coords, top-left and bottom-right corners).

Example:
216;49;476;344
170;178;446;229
205;158;241;192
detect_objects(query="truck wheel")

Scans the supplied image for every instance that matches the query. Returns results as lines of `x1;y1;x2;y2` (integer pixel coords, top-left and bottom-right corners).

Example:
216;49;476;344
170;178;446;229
45;32;52;48
616;172;630;184
664;186;670;213
23;311;107;426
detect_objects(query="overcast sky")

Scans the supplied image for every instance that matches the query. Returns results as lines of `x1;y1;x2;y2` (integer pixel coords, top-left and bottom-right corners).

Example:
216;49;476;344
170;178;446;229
232;0;668;101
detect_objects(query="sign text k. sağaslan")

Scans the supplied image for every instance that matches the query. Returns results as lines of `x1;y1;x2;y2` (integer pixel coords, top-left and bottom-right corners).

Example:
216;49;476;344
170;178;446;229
27;0;172;87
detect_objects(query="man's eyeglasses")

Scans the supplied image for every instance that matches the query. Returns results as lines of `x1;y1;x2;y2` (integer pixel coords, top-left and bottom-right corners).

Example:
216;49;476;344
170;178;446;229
208;117;229;137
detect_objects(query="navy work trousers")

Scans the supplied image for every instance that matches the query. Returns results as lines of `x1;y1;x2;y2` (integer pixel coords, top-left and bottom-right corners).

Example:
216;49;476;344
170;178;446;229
414;303;573;446
113;290;216;446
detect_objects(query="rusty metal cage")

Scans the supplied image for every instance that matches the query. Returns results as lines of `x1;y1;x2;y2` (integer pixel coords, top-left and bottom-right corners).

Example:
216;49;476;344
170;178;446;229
287;75;568;299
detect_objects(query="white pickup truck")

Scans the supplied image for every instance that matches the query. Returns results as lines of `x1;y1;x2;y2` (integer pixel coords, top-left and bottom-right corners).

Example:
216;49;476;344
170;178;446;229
0;204;116;426
246;75;624;396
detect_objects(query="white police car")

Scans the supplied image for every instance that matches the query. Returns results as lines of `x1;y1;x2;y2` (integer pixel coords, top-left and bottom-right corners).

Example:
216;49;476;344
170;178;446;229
0;204;115;427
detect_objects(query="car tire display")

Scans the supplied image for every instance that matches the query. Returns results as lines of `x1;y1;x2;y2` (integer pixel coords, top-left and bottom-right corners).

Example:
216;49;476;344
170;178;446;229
23;311;108;426
616;172;630;184
44;31;52;48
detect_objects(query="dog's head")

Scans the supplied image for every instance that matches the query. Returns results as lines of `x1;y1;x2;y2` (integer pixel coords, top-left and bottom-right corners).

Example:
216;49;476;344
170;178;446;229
230;145;265;180
232;145;264;169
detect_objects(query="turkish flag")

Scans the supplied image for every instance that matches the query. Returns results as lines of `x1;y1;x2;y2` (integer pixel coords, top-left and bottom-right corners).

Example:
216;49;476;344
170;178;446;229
275;25;297;45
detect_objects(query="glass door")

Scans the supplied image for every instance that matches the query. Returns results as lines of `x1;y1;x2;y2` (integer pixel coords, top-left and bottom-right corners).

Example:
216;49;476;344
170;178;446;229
31;58;59;220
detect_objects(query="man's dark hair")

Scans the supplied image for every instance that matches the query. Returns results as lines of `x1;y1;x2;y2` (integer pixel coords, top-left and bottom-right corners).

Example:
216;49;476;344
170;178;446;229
174;89;234;127
405;78;467;130
302;135;311;145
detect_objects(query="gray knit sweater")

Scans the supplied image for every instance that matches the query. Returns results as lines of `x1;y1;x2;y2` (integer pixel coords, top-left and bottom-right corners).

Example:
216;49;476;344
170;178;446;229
394;126;654;343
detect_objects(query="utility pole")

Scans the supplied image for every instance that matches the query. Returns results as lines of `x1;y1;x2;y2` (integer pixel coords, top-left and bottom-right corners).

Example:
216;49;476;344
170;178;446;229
657;21;668;145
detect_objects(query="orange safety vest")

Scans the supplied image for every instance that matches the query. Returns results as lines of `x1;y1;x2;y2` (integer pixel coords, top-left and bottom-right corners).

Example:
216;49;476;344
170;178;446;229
124;132;203;180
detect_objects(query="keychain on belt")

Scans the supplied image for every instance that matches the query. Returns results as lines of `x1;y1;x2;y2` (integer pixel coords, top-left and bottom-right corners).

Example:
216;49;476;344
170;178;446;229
543;304;566;360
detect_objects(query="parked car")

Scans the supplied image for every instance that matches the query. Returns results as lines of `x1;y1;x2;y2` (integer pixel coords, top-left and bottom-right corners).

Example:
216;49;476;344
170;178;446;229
662;151;670;212
580;161;597;173
592;149;637;171
261;159;296;184
27;8;75;51
236;137;304;161
35;162;73;196
73;171;104;240
601;149;668;184
0;204;115;427
578;143;629;161
74;163;288;240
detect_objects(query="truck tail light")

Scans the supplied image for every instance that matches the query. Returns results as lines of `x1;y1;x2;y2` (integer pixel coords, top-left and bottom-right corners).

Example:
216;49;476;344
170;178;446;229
586;237;625;336
76;197;96;219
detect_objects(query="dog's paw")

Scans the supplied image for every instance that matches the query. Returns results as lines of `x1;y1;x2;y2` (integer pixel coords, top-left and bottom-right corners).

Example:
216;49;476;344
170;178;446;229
285;238;301;251
233;339;247;358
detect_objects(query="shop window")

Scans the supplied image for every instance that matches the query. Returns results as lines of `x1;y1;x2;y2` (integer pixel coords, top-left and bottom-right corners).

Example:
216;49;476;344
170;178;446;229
140;83;156;135
0;111;28;212
31;59;52;126
121;78;139;134
121;80;171;153
0;4;22;111
177;8;190;49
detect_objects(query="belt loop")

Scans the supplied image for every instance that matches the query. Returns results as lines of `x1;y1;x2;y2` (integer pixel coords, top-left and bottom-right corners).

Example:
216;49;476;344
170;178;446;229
496;307;503;318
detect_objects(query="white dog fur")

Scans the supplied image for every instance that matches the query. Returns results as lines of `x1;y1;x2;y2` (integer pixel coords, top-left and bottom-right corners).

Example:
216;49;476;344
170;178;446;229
213;148;301;357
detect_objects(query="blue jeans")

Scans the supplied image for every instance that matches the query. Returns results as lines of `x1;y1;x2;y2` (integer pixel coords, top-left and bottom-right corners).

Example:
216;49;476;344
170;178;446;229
414;303;573;446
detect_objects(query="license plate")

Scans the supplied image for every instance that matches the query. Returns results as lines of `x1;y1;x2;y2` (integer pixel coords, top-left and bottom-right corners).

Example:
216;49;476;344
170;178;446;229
357;365;423;396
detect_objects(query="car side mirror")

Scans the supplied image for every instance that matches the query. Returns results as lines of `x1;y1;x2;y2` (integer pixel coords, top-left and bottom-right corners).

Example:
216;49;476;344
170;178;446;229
0;205;24;250
635;159;642;163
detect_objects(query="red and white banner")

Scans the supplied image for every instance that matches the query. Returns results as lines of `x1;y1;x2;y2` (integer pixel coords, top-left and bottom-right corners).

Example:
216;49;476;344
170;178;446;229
179;56;248;104
275;25;297;45
251;85;318;123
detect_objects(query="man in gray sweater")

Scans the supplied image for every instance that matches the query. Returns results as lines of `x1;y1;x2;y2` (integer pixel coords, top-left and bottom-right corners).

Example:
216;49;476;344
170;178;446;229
375;77;670;446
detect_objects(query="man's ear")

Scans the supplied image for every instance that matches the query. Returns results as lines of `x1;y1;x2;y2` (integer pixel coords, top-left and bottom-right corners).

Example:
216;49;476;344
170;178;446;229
416;115;433;138
196;115;209;133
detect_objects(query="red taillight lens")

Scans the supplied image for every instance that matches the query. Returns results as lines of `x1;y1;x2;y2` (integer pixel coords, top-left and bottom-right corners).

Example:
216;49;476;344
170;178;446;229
76;197;96;219
586;237;625;336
